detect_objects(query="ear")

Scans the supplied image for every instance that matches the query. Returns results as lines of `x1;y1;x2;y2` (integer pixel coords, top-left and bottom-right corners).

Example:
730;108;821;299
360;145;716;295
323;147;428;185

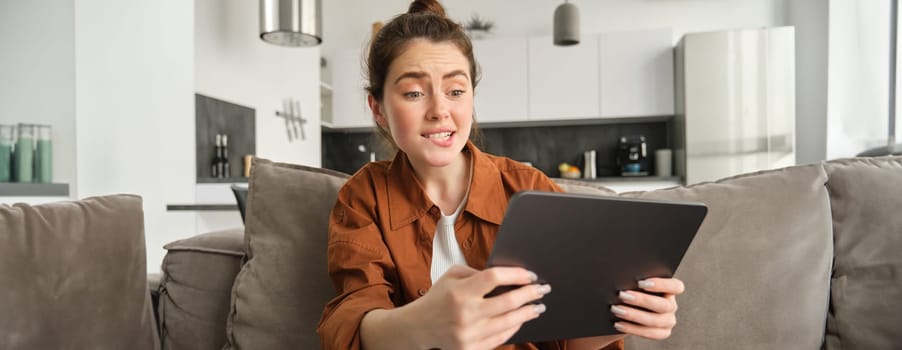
368;94;388;130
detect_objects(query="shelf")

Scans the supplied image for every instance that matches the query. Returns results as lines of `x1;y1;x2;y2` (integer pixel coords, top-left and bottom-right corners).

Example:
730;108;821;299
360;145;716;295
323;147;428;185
321;123;375;133
196;177;248;184
0;183;70;197
166;203;238;211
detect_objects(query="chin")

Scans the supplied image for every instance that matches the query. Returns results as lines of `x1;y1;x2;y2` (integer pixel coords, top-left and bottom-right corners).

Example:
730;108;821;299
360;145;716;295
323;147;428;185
421;143;467;168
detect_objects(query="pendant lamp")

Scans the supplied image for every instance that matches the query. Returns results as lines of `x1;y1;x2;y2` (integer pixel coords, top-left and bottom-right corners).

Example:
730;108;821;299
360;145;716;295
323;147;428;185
259;0;322;47
553;0;580;46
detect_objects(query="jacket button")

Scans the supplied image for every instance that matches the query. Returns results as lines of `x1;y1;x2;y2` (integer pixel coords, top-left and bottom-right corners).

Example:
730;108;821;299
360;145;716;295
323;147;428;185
429;207;439;215
418;288;428;296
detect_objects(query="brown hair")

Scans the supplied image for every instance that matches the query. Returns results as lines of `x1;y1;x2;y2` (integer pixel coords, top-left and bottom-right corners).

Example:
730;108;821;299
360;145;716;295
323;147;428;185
366;0;483;151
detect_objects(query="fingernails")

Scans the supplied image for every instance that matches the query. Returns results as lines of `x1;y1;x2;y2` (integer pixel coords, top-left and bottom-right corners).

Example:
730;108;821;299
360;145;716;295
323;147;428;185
610;305;627;316
618;291;635;301
534;303;547;314
536;284;552;295
527;271;538;282
614;322;626;332
638;279;655;289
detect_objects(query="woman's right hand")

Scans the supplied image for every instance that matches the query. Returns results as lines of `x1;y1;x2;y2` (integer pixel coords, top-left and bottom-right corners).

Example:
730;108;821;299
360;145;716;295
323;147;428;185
408;264;551;349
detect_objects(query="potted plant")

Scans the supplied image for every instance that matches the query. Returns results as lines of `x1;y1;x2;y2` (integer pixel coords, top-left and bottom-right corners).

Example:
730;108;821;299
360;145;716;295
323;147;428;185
463;14;494;40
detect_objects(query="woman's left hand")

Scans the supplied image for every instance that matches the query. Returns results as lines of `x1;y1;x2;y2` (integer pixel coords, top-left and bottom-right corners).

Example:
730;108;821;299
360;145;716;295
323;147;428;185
611;277;685;340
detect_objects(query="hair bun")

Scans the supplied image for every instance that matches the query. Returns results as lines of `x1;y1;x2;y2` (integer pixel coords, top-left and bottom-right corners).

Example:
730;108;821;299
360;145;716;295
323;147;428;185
408;0;446;17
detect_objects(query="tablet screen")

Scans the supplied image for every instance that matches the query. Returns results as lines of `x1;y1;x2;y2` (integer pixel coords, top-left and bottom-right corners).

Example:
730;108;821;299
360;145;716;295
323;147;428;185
487;191;707;344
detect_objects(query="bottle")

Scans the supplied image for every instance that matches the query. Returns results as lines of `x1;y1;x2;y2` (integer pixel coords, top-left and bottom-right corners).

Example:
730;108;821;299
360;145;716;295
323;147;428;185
221;134;230;178
35;125;52;183
583;150;597;180
14;123;34;183
0;125;13;182
211;134;221;178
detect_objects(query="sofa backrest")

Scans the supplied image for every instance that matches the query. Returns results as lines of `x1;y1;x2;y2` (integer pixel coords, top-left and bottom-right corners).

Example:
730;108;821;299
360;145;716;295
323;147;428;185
223;158;349;349
623;164;833;349
822;156;902;349
0;195;160;350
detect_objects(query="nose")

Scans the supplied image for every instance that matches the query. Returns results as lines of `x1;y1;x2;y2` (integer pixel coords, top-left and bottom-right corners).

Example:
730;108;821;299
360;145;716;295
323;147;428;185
427;93;450;121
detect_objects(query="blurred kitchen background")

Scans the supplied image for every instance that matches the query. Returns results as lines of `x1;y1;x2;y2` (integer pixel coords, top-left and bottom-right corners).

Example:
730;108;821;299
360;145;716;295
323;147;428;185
3;0;898;272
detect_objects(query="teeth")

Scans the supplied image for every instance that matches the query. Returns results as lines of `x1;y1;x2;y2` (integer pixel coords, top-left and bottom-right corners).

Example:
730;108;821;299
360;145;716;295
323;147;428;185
425;132;452;139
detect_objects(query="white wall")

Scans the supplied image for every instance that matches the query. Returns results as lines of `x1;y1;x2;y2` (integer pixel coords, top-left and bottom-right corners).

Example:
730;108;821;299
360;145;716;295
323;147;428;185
195;0;321;167
75;0;196;272
827;0;892;159
320;0;786;79
787;0;829;164
0;0;76;190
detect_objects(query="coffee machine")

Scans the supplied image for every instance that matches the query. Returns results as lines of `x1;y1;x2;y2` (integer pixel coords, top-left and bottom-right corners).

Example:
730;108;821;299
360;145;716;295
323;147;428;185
617;135;649;176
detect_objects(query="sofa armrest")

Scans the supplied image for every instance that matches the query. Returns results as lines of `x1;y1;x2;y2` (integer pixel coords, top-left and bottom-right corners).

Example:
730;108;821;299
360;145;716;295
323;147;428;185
158;228;246;350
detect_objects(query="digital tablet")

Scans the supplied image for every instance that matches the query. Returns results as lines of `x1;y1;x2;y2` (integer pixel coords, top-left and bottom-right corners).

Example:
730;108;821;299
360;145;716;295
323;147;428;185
486;191;707;344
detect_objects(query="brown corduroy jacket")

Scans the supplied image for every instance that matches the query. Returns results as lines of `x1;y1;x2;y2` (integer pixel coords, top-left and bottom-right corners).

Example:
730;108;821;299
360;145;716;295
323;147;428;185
317;142;624;350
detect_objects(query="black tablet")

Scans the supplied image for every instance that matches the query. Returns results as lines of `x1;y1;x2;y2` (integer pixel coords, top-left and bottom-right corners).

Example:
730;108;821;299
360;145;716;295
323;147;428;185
486;191;707;344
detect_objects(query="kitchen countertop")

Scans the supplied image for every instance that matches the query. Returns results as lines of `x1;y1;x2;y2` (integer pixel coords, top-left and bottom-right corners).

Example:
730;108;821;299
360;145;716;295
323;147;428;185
166;203;238;211
553;176;682;183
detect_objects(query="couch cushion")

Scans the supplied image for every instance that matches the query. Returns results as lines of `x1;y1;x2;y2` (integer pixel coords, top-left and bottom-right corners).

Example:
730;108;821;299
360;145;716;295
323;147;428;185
823;156;902;349
159;228;245;350
0;195;160;350
224;158;349;349
552;178;618;196
622;164;833;349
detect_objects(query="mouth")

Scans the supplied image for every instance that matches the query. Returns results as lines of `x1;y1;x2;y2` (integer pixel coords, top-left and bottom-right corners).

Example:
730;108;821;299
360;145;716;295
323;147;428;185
422;131;455;140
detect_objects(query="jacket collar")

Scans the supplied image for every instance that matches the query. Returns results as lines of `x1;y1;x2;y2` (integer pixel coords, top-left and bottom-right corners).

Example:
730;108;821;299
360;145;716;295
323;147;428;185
385;141;507;231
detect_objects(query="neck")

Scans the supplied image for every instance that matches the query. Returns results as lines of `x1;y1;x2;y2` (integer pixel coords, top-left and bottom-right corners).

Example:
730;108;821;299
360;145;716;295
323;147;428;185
409;151;471;215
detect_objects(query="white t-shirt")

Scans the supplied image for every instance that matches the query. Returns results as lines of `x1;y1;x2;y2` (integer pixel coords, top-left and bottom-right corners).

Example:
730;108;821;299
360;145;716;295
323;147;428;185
429;159;474;283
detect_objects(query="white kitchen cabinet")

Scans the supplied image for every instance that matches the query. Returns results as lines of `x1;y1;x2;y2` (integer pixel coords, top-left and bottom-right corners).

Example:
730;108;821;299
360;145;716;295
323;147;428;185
330;48;372;128
528;36;600;121
599;28;674;118
472;38;529;123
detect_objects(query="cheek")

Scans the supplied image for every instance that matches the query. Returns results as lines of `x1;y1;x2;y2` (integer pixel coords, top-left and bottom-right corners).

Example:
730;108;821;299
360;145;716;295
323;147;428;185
386;103;420;135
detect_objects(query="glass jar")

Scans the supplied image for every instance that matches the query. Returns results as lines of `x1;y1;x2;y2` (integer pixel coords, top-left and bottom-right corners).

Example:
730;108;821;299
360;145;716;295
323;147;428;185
0;125;13;182
35;124;52;183
15;123;35;183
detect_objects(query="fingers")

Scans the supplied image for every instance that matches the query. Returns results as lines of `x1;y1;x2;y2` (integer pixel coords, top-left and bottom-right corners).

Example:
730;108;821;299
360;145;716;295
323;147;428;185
471;267;538;295
610;302;676;329
613;320;673;340
613;279;682;341
637;277;685;295
617;290;678;314
483;283;551;317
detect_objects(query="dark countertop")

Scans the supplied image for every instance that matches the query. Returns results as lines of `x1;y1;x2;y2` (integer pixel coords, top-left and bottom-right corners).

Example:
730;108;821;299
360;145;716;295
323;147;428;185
166;204;238;211
196;177;248;184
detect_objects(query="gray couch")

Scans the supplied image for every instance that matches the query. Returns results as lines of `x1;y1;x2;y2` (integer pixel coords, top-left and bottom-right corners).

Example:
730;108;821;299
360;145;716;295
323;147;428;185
155;155;902;349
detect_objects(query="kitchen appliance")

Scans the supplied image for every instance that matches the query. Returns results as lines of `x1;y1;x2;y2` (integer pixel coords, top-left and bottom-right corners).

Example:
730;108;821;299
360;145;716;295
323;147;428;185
675;27;795;184
617;135;648;176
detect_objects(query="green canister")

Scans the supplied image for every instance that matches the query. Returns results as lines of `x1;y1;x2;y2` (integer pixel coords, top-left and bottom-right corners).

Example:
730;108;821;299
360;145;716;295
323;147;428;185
0;125;13;182
14;123;34;183
35;125;52;183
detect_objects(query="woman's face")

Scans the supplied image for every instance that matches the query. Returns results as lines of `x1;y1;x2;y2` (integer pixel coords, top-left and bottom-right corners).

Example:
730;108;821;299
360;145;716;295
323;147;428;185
371;39;474;169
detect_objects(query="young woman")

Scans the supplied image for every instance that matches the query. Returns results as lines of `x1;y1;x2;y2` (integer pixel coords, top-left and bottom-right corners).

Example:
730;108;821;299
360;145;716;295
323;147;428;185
318;1;684;349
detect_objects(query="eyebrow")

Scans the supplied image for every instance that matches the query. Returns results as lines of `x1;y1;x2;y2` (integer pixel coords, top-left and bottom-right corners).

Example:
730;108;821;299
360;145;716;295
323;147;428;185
393;70;469;85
